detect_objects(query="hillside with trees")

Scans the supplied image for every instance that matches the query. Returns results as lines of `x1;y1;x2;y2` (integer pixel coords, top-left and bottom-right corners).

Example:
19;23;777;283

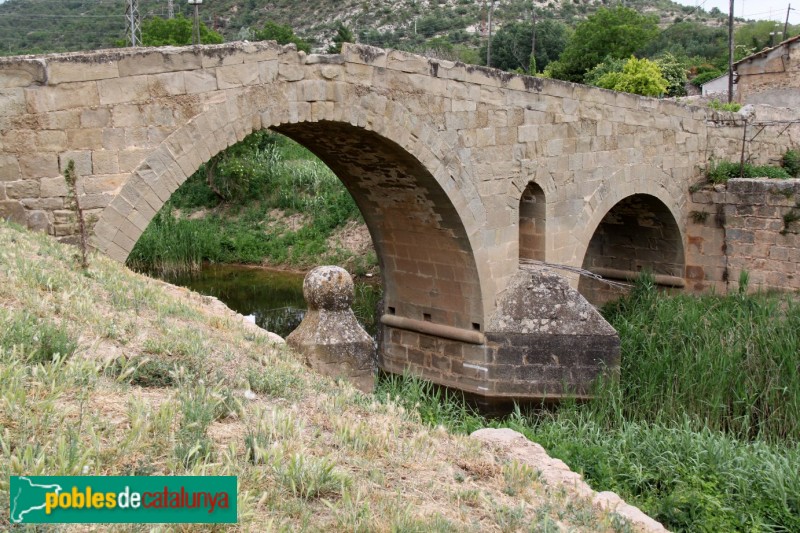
1;0;797;96
0;0;741;57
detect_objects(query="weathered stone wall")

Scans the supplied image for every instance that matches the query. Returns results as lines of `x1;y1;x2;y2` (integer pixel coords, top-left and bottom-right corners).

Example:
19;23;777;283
686;178;800;294
379;267;620;399
736;38;800;107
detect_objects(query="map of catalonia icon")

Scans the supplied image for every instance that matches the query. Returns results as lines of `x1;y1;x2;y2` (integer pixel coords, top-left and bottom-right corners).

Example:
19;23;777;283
10;477;63;523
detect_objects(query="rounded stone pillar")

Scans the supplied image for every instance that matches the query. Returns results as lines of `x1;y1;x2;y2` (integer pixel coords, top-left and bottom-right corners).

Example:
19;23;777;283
286;266;376;392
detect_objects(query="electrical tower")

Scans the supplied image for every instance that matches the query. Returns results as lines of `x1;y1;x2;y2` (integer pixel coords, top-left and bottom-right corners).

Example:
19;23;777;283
125;0;142;47
167;0;174;19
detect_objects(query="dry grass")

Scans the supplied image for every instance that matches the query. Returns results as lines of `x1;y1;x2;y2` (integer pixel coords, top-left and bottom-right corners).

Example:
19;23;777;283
0;221;629;531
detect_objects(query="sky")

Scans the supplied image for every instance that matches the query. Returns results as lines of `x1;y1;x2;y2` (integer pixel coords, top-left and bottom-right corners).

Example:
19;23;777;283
673;0;800;25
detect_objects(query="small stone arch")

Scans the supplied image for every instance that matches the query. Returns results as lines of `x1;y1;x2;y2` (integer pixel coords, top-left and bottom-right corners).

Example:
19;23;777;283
518;181;546;262
578;192;686;305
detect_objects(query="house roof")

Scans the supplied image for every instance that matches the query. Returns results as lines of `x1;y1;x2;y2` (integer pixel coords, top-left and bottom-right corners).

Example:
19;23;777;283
734;33;800;67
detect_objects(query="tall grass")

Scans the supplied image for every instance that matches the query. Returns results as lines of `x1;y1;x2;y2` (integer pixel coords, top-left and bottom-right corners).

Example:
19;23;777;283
513;410;800;532
0;309;77;365
126;210;222;275
127;131;368;275
599;274;800;443
377;278;800;532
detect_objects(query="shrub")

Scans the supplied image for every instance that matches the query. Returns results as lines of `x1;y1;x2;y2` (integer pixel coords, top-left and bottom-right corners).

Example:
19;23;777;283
595;56;668;97
584;56;626;86
655;52;688;97
708;98;742;112
783;149;800;178
707;160;791;183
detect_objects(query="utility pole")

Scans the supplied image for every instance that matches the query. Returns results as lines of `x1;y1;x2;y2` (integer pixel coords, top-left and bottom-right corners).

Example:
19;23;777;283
125;0;142;47
487;1;495;67
785;4;794;39
167;0;174;19
188;0;202;45
728;0;734;103
481;0;487;36
530;5;537;74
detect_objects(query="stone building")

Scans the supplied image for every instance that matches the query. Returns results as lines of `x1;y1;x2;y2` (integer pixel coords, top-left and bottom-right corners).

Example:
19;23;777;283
735;34;800;107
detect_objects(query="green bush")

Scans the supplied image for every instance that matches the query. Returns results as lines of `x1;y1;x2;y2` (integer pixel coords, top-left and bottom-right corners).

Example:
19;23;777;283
584;56;626;86
655;53;688;97
594;56;668;97
707;160;791;183
708;98;742;112
783;149;800;178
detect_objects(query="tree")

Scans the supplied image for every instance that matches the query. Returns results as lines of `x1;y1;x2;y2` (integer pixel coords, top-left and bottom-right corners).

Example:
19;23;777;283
655;53;688;97
642;21;727;64
736;20;800;52
549;6;658;83
254;21;311;53
327;23;354;54
479;20;570;73
140;15;223;47
584;56;627;86
595;56;667;97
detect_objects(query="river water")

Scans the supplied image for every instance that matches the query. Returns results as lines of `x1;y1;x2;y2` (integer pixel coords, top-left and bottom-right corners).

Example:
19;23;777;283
162;264;382;338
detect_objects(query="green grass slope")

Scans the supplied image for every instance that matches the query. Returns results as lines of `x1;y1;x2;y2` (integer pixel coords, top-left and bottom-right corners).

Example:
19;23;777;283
0;221;627;531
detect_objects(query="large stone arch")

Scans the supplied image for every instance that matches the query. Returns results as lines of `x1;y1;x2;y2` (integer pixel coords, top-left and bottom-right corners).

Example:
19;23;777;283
92;80;489;331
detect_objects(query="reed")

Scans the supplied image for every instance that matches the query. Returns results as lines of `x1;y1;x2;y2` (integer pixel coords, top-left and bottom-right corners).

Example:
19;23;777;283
598;274;800;443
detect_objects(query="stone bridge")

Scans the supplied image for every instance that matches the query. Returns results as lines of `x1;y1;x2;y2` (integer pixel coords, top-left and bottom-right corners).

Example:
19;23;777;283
1;42;797;400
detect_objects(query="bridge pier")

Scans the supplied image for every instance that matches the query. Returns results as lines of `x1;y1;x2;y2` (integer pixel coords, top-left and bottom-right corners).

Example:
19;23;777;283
378;267;619;400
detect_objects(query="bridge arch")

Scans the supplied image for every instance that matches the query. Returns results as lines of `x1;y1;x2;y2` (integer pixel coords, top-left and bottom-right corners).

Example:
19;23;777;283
518;181;546;262
92;82;489;331
577;188;686;305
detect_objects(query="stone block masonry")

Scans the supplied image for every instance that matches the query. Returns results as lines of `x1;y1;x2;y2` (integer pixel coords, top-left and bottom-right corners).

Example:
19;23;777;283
686;178;800;294
1;42;799;400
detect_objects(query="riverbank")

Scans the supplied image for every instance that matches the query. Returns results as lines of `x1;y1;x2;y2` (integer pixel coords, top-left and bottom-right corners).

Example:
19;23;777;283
149;256;800;530
378;277;800;531
0;220;627;531
160;263;382;338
